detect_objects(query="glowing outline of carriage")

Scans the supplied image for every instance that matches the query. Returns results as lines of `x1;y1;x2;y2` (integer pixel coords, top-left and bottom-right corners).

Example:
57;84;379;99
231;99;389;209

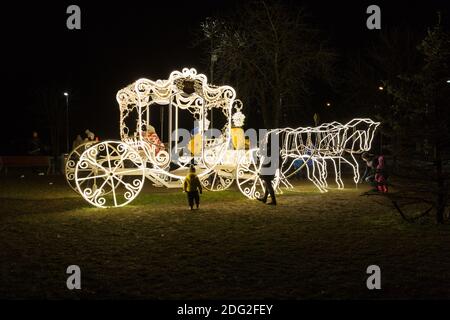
65;68;271;208
65;67;380;208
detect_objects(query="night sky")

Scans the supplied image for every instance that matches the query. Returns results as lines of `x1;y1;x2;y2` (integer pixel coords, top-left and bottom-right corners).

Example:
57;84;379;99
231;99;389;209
2;0;449;154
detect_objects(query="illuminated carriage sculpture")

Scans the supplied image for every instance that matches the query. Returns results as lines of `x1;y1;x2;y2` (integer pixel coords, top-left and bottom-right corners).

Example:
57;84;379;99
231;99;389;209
65;68;379;208
65;68;261;208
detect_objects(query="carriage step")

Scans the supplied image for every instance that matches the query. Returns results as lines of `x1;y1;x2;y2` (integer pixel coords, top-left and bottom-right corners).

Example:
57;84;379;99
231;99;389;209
151;181;182;188
147;175;182;188
165;181;182;188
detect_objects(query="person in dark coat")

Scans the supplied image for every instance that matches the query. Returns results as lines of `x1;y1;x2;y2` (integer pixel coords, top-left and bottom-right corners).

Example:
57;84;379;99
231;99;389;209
28;131;42;155
258;162;277;205
257;132;278;205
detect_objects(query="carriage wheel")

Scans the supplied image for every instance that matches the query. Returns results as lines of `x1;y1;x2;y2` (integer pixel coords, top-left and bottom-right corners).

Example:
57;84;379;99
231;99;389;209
75;141;145;208
201;168;235;191
236;149;280;200
65;142;95;193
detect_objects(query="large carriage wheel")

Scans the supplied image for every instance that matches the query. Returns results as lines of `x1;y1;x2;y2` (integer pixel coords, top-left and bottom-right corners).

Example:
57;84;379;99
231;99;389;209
236;149;280;200
75;141;145;208
201;168;235;191
65;142;95;193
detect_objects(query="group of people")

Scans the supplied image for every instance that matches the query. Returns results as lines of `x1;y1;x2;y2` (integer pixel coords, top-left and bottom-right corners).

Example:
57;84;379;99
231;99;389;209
182;151;388;211
360;152;389;193
28;129;100;155
72;129;98;150
182;163;276;211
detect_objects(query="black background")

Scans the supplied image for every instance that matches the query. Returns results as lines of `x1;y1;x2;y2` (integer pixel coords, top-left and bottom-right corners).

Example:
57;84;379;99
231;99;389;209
1;0;449;153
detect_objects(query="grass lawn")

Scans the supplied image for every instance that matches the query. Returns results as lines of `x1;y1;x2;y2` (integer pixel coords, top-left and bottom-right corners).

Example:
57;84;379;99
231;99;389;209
0;173;449;299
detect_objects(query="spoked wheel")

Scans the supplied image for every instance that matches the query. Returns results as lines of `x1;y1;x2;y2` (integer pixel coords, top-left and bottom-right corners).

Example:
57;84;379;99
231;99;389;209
236;149;280;200
65;142;95;193
75;141;145;208
201;168;235;191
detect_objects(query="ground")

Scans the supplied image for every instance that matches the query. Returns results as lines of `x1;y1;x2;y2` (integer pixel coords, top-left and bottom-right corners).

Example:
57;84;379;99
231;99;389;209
0;173;449;299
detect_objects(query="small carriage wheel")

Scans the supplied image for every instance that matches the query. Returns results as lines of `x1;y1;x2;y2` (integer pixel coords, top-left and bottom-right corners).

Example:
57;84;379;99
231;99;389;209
201;168;235;191
75;141;145;208
65;142;95;193
236;149;280;200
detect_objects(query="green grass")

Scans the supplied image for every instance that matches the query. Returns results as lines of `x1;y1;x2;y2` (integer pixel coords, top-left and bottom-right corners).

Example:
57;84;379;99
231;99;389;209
0;174;449;299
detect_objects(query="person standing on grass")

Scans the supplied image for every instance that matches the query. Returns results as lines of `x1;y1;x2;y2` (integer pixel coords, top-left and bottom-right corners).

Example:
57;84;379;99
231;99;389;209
257;132;278;205
183;165;203;210
258;160;277;205
28;131;42;155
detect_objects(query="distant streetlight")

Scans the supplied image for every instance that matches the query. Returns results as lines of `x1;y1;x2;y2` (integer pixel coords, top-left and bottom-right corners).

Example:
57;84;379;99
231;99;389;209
378;86;384;91
326;102;331;107
64;92;69;153
447;79;450;83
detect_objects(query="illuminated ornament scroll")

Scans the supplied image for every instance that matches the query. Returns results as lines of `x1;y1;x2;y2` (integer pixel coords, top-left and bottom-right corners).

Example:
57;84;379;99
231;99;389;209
232;111;245;127
232;99;245;127
75;141;145;208
65;141;95;193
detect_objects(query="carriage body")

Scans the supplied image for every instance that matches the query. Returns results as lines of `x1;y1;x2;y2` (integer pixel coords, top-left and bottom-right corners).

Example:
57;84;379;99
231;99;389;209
66;68;250;208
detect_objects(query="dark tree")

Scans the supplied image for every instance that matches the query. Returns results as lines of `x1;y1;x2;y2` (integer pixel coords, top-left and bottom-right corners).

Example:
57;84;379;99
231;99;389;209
342;28;422;166
29;84;66;157
197;0;335;129
383;15;450;223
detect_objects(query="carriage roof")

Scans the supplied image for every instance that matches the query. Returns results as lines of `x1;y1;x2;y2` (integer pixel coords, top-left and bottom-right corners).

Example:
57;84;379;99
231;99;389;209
116;68;238;110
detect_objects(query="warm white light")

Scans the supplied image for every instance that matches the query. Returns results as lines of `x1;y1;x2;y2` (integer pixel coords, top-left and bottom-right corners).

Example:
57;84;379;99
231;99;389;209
378;86;384;91
447;80;450;83
67;66;380;208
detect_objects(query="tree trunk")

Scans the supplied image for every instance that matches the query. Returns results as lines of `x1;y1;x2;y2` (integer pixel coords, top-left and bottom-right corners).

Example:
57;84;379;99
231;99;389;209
434;143;445;224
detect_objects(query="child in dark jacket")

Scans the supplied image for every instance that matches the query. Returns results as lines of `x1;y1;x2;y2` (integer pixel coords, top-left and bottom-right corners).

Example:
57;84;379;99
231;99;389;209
183;165;203;210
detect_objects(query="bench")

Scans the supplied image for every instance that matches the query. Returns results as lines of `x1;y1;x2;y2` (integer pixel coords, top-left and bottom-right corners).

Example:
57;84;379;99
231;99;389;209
0;155;52;175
